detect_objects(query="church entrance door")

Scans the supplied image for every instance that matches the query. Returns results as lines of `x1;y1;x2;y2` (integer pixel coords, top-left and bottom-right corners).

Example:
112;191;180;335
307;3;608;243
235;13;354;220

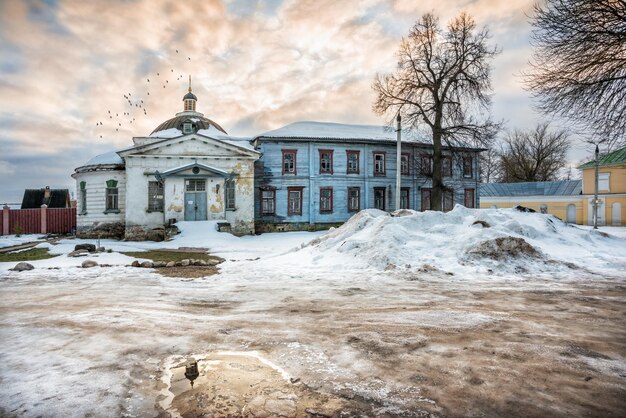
184;179;207;221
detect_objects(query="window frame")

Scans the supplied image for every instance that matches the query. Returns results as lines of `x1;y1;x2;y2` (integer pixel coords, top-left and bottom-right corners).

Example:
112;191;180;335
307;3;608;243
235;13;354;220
464;188;475;208
373;187;386;211
347;187;360;212
105;187;119;213
420;154;433;176
443;189;454;212
319;149;334;175
463;156;473;178
148;181;164;212
443;156;453;177
79;188;87;215
319;187;333;213
400;153;410;176
400;187;410;209
346;150;360;174
225;179;236;211
261;188;276;215
421;188;432;211
287;187;304;216
373;151;386;176
281;149;297;175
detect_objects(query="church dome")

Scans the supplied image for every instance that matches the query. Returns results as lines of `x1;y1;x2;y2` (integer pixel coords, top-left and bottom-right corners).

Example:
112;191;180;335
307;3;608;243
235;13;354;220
150;115;227;135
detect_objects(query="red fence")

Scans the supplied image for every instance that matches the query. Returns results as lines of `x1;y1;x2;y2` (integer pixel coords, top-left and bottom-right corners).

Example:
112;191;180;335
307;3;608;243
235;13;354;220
1;206;76;236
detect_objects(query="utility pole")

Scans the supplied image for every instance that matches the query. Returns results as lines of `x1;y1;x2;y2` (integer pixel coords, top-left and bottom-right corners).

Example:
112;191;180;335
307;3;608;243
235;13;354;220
593;144;599;229
395;114;402;211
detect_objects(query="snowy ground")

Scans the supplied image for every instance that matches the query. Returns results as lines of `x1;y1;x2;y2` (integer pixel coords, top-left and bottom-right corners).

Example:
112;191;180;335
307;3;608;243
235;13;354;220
0;208;625;417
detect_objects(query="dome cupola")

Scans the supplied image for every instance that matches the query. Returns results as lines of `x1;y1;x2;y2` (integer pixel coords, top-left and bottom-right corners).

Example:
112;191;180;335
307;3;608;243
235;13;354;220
183;75;197;111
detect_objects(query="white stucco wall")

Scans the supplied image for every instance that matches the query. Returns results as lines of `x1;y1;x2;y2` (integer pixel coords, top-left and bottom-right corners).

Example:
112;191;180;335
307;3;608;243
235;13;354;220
74;169;126;229
123;136;258;234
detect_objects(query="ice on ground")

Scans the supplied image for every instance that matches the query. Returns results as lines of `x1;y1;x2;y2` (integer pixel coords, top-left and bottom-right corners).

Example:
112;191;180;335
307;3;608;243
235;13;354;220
0;234;45;248
284;206;626;276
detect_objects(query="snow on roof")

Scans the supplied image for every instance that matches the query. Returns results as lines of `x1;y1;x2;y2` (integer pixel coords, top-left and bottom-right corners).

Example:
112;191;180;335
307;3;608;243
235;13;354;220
480;180;582;198
81;151;124;167
149;128;183;138
256;121;428;143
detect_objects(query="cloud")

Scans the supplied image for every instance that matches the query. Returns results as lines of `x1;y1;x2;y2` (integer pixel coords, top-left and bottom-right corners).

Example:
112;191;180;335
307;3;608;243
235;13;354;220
0;0;561;201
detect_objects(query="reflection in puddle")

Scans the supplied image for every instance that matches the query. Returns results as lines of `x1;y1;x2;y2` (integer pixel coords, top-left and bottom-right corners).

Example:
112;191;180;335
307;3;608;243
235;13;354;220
158;351;347;417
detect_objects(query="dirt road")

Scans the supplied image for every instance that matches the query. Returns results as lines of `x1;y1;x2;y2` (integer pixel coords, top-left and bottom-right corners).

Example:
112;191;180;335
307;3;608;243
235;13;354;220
0;264;624;417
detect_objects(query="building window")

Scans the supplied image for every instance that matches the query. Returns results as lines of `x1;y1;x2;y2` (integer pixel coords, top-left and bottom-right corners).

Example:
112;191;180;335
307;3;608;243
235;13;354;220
443;189;454;212
79;188;87;215
346;150;360;174
598;173;610;191
225;179;236;211
374;187;386;210
282;149;297;175
421;188;432;211
287;187;303;216
464;188;475;208
443;156;452;177
106;188;119;212
400;188;410;209
373;152;386;176
463;156;473;178
148;181;164;212
348;187;360;212
401;154;410;175
186;179;206;192
183;121;193;134
261;189;276;215
319;150;334;174
420;154;433;175
320;188;333;213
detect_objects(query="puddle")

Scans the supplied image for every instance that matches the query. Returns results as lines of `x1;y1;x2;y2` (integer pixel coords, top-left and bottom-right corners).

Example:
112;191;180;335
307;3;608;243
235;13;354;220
158;351;347;417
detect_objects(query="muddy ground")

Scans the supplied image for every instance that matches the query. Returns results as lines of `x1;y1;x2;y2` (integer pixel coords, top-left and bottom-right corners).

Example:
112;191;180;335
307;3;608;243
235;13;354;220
0;264;625;417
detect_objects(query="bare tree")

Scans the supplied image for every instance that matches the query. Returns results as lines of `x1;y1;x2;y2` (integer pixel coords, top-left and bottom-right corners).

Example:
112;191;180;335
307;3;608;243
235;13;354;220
480;146;502;183
373;13;500;211
526;0;626;148
499;123;569;182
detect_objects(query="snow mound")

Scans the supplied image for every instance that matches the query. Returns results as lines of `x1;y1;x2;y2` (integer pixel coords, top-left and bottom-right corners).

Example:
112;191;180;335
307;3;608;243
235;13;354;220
296;206;626;275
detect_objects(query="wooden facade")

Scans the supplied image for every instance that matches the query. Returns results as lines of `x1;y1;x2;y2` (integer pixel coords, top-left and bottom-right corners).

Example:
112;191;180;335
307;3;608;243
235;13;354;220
253;137;482;231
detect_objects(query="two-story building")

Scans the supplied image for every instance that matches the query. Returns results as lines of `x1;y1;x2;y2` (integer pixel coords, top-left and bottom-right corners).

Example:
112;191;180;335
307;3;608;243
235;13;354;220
252;122;482;232
73;87;484;239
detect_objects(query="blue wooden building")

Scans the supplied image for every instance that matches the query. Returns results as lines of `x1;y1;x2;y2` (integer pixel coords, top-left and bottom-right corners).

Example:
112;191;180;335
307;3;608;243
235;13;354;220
252;121;482;232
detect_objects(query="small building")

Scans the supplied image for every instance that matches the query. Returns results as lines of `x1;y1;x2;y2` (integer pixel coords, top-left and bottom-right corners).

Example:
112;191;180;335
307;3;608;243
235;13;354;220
479;180;583;223
21;187;71;209
479;145;626;226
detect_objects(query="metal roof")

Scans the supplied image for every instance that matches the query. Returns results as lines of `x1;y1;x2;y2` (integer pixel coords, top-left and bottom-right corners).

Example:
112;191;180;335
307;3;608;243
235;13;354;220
480;180;582;197
578;146;626;169
151;115;226;135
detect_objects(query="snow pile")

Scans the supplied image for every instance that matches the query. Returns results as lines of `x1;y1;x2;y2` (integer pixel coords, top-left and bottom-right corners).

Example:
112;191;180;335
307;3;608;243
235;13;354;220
293;206;626;275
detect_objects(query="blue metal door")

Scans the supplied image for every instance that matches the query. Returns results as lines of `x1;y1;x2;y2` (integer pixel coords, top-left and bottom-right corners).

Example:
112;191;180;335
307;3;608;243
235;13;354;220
184;180;207;221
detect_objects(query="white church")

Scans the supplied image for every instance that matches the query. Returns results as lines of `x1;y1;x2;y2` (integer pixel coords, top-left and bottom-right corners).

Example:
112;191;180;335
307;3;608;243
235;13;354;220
73;85;260;239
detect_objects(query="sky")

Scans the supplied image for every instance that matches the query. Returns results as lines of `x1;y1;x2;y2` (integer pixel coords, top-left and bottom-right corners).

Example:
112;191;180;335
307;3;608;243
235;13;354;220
0;0;595;203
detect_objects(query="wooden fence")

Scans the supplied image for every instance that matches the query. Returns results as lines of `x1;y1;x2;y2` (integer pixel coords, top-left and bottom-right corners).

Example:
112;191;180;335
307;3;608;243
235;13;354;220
1;205;76;236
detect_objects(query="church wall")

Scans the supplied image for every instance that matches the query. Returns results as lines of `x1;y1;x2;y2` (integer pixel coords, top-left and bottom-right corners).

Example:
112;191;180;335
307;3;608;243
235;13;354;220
123;151;257;239
74;169;126;238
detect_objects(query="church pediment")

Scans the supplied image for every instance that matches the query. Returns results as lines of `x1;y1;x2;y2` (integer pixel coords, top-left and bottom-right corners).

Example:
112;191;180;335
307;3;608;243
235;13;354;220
119;134;259;159
158;162;230;178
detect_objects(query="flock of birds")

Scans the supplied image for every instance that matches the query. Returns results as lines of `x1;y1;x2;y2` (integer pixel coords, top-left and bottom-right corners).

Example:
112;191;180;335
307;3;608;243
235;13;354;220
95;50;195;139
